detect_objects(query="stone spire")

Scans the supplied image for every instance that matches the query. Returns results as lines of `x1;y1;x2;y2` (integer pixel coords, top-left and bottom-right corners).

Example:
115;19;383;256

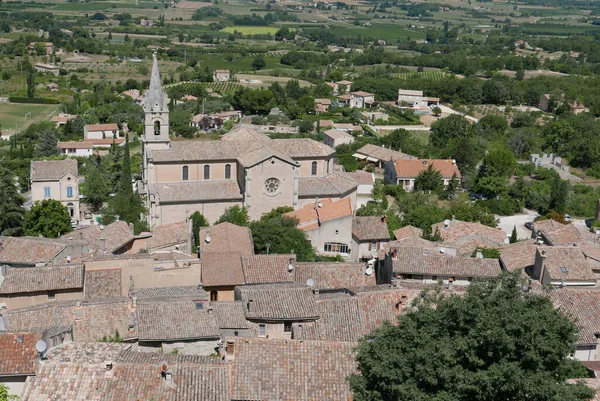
144;52;168;112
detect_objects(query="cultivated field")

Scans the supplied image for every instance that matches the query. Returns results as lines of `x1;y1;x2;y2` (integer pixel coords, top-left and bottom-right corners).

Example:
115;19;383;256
0;103;60;136
220;26;282;35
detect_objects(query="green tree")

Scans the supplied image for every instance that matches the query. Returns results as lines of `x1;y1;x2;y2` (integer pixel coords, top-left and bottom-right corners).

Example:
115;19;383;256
35;129;59;157
250;216;316;262
24;199;72;238
26;72;35;99
0;167;25;236
510;225;518;243
81;162;110;212
216;205;250;226
429;114;472;149
485;147;517;178
297;119;314;133
349;272;594;401
0;383;20;401
260;206;294;222
251;56;266;70
414;164;443;192
444;172;460;199
432;106;442;117
190;211;209;252
550;177;569;214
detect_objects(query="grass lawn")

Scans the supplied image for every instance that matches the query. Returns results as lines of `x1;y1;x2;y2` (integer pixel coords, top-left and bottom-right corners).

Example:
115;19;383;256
0;103;60;136
220;26;282;35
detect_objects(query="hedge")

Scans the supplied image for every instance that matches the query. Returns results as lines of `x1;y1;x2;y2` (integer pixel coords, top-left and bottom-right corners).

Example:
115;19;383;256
8;97;60;104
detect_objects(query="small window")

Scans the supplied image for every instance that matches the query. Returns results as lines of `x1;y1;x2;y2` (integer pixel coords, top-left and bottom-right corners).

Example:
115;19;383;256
75;308;84;320
284;321;292;333
323;242;350;254
44;187;51;197
210;290;218;301
66;186;73;197
225;164;231;179
204;165;210;180
311;161;317;176
560;267;568;274
258;324;266;337
194;302;204;310
182;166;189;181
48;290;56;300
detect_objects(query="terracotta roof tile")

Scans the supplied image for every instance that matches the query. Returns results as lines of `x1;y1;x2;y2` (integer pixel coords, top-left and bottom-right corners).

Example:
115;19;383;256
432;219;506;255
132;286;207;302
285;198;353;231
236;282;319;321
392;158;461;179
199;222;254;256
294;262;375;289
551;289;600;344
351;91;374;97
83;138;125;145
0;264;83;294
137;301;220;341
534;219;594;246
64;221;133;253
352;216;390;241
210;301;251;330
297;172;358;198
241;254;296;284
0;331;41;376
392;247;501;277
393;225;423;240
147;220;189;250
323;128;353;140
355;143;416;162
150;181;243;203
30;159;78;181
230;338;356;401
542;246;595;282
345;170;374;186
57;141;94;149
499;240;539;272
85;123;119;132
201;252;244;287
0;236;72;265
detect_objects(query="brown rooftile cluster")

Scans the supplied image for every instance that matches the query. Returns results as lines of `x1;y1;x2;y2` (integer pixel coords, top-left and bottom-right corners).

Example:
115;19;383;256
147;220;189;250
499;240;539;272
65;221;134;253
199;222;254;256
551;289;600;344
85;123;119;132
0;331;41;376
0;264;83;294
392;247;501;278
285;198;353;231
30;159;78;181
242;254;296;284
230;338;356;401
345;170;374;186
391;158;461;179
432;219;506;255
150;181;243;203
132;286;207;302
201;252;245;287
236;282;319;321
294;262;375;289
352;216;391;241
355;143;416;162
297;172;358;198
541;246;596;282
0;236;73;265
137;301;220;341
534;219;594;246
84;268;122;298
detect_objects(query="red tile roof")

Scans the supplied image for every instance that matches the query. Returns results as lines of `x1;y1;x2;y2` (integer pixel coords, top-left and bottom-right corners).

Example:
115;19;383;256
352;216;390;241
241;254;296;285
199;222;254;256
391;158;461;179
85;123;119;132
201;252;244;287
235;282;319;321
0;264;84;294
294;262;375;289
0;331;41;376
551;289;600;344
499;240;539;272
284;197;353;231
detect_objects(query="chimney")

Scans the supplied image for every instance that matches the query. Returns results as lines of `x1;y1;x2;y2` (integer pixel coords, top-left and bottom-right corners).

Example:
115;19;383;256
129;223;134;235
314;289;320;299
451;215;455;222
447;277;454;291
247;300;254;313
391;248;398;260
475;249;483;259
99;225;105;252
538;249;547;283
381;215;387;224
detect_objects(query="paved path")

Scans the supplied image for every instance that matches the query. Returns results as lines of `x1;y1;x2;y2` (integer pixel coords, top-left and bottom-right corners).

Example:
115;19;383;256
496;209;538;241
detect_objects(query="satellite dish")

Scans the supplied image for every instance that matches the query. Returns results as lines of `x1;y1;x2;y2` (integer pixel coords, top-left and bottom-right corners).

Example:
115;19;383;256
35;340;47;353
504;237;510;245
288;263;294;272
444;219;450;227
205;234;211;243
306;279;314;287
365;267;373;276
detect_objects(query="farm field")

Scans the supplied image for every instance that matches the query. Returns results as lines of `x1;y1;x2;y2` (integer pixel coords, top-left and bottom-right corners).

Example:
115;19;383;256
392;71;449;80
0;103;60;137
167;81;244;96
220;26;282;35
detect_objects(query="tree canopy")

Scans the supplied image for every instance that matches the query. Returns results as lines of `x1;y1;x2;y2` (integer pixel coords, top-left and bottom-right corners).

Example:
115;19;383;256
0;167;25;236
250;214;316;262
24;199;72;238
216;205;250;226
349;273;594;401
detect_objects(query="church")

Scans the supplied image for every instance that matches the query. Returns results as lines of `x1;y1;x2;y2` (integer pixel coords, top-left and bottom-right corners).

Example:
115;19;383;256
141;54;358;227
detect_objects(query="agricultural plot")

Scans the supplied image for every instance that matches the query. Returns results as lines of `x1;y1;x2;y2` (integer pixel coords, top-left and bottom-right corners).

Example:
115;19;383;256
0;103;60;136
220;26;282;35
392;71;448;80
167;81;244;96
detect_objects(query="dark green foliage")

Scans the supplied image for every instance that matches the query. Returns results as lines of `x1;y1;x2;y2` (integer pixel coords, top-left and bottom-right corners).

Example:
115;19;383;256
259;206;294;222
470;247;500;258
550;177;569;214
510;225;518;243
414;164;444;192
250;215;316;262
0;167;25;236
8;97;60;104
35;129;59;157
190;211;209;252
24;199;72;238
81;161;110;212
349;272;594;401
26;72;35;99
251;56;266;70
216;205;250;226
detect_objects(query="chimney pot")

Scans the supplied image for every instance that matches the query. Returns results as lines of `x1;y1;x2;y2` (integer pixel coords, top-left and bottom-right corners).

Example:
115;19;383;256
247;300;254;313
381;215;387;223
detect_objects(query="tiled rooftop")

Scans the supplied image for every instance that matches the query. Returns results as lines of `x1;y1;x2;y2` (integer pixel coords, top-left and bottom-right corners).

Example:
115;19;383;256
393;225;424;240
132;286;207;302
85;123;119;132
65;221;134;253
355;143;416;162
0;264;83;294
297;172;358;198
201;252;245;287
236;282;319;321
542;246;596;282
199;222;254;256
150;181;243;203
352;216;390;241
534;219;594;246
0;236;72;265
0;330;41;376
499;240;539;272
294;262;375;289
30;159;78;181
210;301;252;330
285;198;353;231
432;219;507;255
391;158;461;179
230;338;356;401
551;289;600;344
147;220;189;250
136;301;220;341
241;254;296;284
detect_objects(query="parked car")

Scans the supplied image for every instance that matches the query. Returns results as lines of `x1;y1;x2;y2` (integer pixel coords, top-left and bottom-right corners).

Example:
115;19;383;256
524;222;534;230
71;220;78;229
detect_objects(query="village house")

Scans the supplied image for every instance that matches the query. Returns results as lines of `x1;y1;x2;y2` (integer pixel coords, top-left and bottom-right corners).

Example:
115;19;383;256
499;239;539;272
354;143;416;168
533;219;594;246
122;89;143;104
389;225;457;256
285;198;354;258
30;159;80;221
314;98;332;113
198;222;254;260
29;42;54;54
345;170;375;200
293;261;375;290
0;236;89;269
34;63;59;76
50;113;77;127
339;91;376;108
532;246;596;287
213;69;231;82
84;123;119;140
397;89;439;109
140;18;154;26
431;218;507;257
385;158;461;191
351;215;391;261
322;128;355;148
56;141;93;157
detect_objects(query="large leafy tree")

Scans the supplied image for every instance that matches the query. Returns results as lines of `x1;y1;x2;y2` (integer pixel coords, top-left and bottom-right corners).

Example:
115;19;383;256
81;159;110;212
414;164;443;192
550;176;569;214
25;199;72;238
349;273;594;401
216;205;250;227
250;215;316;262
190;211;209;252
35;128;59;157
0;167;25;236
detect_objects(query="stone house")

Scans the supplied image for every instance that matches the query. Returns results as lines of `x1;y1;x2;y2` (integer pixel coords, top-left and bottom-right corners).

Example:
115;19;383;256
397;89;439;109
354;143;416;168
213;69;230;82
56;141;93;157
532;247;596;287
0;236;89;268
322;128;354;148
351;216;391;261
385;158;461;191
84;123;119;140
30;159;80;221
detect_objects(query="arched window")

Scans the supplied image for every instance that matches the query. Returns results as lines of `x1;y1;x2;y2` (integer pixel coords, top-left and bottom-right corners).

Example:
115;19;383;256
182;166;189;181
225;164;231;179
311;161;318;176
204;165;210;180
154;121;160;136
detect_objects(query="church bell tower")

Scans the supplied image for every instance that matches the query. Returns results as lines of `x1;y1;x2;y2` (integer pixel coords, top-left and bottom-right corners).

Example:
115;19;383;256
143;52;170;150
